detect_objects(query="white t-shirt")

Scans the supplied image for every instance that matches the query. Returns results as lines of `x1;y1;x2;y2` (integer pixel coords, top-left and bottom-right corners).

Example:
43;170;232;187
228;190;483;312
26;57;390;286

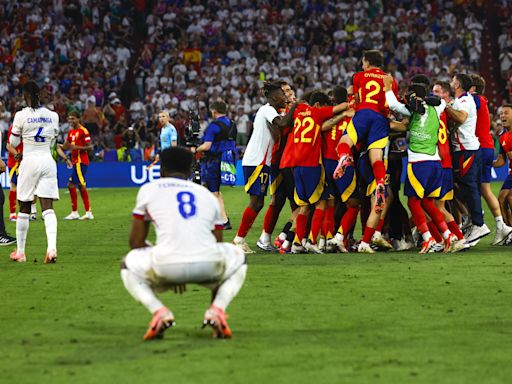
450;92;478;152
11;106;59;156
242;103;279;167
132;177;224;263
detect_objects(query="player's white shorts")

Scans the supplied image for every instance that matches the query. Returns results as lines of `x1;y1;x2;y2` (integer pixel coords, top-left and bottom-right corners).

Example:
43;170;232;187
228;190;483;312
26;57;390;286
17;154;59;202
123;243;245;287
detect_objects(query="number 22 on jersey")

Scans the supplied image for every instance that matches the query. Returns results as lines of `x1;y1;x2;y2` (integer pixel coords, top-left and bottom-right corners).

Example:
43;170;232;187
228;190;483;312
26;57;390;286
293;117;318;144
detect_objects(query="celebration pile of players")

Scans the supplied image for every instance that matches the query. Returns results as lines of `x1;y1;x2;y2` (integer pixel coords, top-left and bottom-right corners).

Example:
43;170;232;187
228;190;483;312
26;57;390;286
232;49;512;255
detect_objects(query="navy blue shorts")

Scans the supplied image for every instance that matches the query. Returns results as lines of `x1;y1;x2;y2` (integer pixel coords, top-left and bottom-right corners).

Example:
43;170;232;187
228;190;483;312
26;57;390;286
439;168;454;201
502;174;512;191
243;165;270;196
69;163;88;186
404;161;442;199
324;158;357;202
480;147;495;184
293;165;326;206
200;159;221;192
345;109;390;150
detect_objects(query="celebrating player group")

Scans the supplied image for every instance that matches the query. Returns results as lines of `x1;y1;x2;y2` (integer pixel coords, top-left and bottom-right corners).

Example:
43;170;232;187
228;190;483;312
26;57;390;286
233;49;512;255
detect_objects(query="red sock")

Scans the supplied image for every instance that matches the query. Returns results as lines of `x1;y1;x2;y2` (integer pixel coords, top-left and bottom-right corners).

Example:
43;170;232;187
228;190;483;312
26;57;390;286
376;218;385;232
9;190;16;214
422;198;448;233
408;197;428;233
294;213;308;244
336;142;351;157
447;220;464;240
263;204;278;234
427;221;443;243
79;186;91;211
322;206;335;238
69;186;78;211
237;207;259;238
340;206;359;234
309;208;324;244
362;225;376;244
373;160;386;184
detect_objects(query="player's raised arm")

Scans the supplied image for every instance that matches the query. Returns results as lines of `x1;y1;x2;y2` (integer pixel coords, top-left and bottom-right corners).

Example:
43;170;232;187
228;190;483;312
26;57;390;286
384;75;411;117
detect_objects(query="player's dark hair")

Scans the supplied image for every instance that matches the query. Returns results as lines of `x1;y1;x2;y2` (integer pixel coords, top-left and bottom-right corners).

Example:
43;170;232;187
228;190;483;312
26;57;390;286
332;86;348;104
210;100;227;114
278;80;289;88
454;73;472;92
363;50;384;68
434;80;451;94
309;91;331;106
68;111;81;119
262;81;283;98
502;103;512;110
470;73;485;94
409;74;430;98
160;146;194;177
22;80;40;108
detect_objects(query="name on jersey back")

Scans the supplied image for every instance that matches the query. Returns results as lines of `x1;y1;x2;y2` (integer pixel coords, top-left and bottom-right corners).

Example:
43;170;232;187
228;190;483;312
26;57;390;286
27;117;53;123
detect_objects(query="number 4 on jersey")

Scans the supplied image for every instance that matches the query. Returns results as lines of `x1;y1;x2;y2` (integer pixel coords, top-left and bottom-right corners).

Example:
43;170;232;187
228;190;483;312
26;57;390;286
34;127;46;142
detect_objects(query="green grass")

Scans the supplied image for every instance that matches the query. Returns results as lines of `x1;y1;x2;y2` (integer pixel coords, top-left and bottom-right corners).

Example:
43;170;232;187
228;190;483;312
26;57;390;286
1;184;511;384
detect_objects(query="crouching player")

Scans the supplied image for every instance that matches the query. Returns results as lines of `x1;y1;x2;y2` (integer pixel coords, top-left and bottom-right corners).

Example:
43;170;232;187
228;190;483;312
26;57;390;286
384;75;465;253
121;147;247;340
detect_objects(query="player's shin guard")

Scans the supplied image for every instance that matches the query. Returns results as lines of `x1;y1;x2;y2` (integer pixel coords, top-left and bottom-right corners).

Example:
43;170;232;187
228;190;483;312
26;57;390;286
294;213;308;244
309;208;324;244
79;186;91;212
69;186;78;211
16;212;29;254
42;209;57;252
237;207;259;238
9;190;16;214
213;264;248;311
120;268;164;313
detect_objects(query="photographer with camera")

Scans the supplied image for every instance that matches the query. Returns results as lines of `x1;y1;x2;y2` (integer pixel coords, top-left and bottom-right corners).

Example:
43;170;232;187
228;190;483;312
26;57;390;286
193;100;237;229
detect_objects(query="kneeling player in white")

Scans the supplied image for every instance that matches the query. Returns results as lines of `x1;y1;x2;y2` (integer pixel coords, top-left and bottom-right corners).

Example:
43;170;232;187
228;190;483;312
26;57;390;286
9;81;59;263
121;147;247;340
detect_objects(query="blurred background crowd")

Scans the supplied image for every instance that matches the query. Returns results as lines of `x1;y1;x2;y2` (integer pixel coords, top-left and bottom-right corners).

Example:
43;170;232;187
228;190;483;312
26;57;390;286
0;0;510;161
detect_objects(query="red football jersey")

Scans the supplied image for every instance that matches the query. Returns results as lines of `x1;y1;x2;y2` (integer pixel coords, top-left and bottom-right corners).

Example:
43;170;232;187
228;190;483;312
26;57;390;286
500;131;512;174
289;103;334;167
279;125;296;169
438;111;452;169
6;125;23;169
322;116;351;161
474;94;494;149
271;107;291;165
67;125;91;165
353;68;398;117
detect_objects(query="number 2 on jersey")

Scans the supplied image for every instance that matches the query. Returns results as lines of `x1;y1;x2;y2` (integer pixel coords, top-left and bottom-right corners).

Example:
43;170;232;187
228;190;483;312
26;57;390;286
34;127;46;142
177;191;196;219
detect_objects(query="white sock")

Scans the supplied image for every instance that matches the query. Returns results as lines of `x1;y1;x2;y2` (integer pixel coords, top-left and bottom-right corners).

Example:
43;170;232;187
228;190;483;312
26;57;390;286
495;216;504;229
442;230;451;240
213;264;247;311
16;213;30;254
335;232;344;241
282;239;290;249
422;231;432;241
373;231;382;239
234;236;245;243
121;269;164;313
259;231;270;243
31;203;37;214
42;209;57;252
278;232;287;241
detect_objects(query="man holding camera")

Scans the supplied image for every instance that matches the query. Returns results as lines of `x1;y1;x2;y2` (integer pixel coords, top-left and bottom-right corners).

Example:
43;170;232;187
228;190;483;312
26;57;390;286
194;101;236;229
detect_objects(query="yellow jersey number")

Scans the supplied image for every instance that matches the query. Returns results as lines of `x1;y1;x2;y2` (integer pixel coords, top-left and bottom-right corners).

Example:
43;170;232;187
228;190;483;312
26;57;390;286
438;120;447;144
293;117;317;143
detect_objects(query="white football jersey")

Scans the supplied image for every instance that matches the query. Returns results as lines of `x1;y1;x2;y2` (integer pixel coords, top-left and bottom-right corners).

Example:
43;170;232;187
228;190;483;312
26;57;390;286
132;177;224;263
11;106;59;156
450;92;478;152
242;103;279;166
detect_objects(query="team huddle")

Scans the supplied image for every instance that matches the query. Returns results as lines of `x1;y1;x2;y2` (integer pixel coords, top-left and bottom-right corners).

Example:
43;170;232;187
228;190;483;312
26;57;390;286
233;50;512;255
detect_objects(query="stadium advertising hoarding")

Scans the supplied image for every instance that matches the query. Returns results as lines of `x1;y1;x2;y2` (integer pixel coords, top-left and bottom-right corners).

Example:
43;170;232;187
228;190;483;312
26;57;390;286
0;160;509;188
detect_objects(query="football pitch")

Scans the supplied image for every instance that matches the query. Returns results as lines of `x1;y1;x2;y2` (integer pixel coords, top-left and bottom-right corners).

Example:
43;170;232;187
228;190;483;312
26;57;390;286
1;184;511;384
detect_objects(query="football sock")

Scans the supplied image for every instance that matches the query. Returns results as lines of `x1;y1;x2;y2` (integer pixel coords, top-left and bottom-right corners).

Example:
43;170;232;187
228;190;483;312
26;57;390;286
9;190;16;214
213;264;247;311
31;202;37;214
263;204;278;235
237;206;259;238
79;186;91;212
121;268;164;313
362;225;376;244
373;160;386;184
495;216;505;229
42;209;57;252
374;218;385;236
259;231;271;244
309;208;324;244
427;221;443;243
322;206;335;239
336;142;351;157
69;186;78;211
278;221;293;241
422;198;448;233
339;206;359;235
408;197;427;232
294;213;308;244
16;212;29;254
421;230;433;242
447;220;465;240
